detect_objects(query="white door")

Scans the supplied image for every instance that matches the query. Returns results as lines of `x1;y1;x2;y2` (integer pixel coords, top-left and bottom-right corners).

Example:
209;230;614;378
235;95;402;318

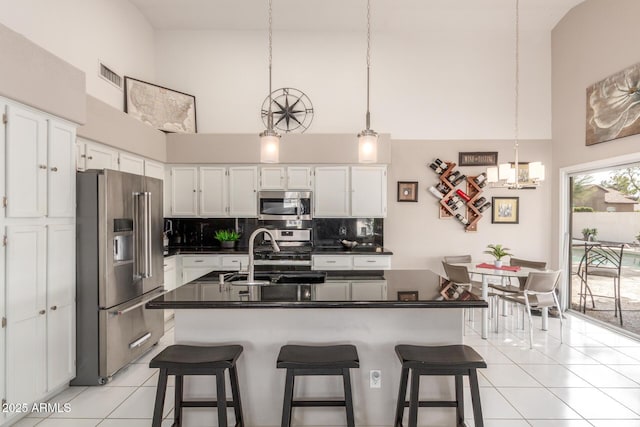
47;120;76;218
261;167;286;190
315;281;350;301
228;167;258;217
5;225;47;405
171;167;198;216
144;160;165;180
351;280;387;301
46;224;75;390
118;152;145;176
5;104;47;218
200;167;227;216
351;166;387;217
85;142;119;170
287;166;313;190
314;167;350;217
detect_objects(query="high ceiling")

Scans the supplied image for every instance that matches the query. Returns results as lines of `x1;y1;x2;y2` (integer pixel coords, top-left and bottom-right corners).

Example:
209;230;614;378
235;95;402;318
129;0;585;33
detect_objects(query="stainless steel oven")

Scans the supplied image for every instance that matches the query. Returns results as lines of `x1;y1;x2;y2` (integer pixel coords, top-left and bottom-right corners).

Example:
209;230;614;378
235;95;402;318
258;191;312;220
254;228;313;271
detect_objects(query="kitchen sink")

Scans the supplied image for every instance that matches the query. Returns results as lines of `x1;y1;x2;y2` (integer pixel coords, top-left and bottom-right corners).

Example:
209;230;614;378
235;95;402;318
229;271;326;285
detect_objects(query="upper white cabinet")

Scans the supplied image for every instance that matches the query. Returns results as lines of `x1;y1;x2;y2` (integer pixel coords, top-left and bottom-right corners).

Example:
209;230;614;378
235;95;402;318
314;167;350;217
118;152;145;176
260;166;312;190
144;160;165;180
84;141;119;171
169;166;257;217
314;166;387;218
228;167;258;217
351;166;387;217
5;104;75;219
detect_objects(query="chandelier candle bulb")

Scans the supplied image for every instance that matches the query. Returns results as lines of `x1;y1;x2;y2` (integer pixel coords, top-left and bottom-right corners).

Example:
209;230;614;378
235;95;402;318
455;189;471;202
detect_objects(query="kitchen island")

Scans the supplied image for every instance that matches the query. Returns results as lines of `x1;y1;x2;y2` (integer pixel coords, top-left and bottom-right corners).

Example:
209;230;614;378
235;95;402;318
147;270;486;426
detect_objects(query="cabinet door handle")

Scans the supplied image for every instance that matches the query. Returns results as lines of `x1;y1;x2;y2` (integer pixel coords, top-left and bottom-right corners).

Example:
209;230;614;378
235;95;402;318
367;260;376;263
87;156;93;160
326;260;337;264
193;189;196;192
50;305;58;311
81;154;86;158
50;167;58;172
194;260;204;263
39;164;47;169
39;309;46;315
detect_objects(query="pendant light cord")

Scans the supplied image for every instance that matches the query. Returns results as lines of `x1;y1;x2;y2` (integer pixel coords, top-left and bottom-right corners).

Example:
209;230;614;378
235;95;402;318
365;0;372;130
267;0;274;130
514;0;520;187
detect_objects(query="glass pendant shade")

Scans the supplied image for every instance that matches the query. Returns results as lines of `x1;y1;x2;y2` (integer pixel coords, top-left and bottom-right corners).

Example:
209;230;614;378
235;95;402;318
498;163;512;180
358;130;378;163
260;130;280;163
528;161;545;181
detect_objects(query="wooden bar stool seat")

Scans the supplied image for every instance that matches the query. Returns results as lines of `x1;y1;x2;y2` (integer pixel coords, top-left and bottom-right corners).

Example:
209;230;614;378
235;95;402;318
150;344;244;427
394;344;486;427
277;344;359;427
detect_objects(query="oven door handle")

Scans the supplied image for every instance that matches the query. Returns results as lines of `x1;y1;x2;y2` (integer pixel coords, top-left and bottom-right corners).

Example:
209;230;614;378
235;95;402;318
129;332;152;349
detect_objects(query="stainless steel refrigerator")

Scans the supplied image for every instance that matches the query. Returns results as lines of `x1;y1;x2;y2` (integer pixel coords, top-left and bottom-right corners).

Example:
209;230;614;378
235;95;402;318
73;169;165;385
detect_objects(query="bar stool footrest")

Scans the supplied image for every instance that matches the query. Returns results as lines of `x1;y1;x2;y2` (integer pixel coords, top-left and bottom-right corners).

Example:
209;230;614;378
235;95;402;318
402;400;458;408
180;400;238;408
292;400;346;407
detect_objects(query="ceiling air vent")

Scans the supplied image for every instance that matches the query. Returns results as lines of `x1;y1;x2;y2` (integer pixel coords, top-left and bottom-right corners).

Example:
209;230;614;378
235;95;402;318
98;61;122;90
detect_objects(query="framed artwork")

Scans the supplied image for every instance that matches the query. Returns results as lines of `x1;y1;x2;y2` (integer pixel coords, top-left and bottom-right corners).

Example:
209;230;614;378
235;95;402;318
397;181;418;202
397;291;419;301
586;62;640;146
124;76;197;133
492;197;519;224
458;151;498;166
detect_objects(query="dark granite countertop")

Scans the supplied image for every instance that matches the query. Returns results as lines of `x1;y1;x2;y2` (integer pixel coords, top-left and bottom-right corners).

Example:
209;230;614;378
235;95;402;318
165;246;393;257
147;269;487;309
312;247;393;255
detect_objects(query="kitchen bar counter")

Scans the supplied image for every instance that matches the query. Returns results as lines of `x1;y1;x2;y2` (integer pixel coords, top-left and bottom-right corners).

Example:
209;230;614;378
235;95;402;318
146;269;482;426
147;269;483;309
165;245;394;256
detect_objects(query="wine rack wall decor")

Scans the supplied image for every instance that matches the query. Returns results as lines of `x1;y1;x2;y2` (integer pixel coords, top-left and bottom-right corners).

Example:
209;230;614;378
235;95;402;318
428;159;490;232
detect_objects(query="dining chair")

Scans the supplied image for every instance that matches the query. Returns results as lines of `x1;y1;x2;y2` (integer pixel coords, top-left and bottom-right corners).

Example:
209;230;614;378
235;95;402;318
442;261;496;322
502;270;563;349
578;244;624;325
443;254;480;282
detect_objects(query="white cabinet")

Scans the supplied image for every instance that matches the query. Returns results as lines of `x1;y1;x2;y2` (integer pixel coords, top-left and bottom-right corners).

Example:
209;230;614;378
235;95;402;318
221;255;248;271
200;167;227;216
181;255;221;284
351;280;387;301
4;105;76;219
163;257;177;322
5;104;47;218
46;224;75;391
171;167;199;216
47;121;76;218
312;254;391;271
145;160;165;180
351;166;387;217
84;141;119;170
260;166;312;190
228;167;258;217
314;167;350;217
118;152;145;175
5;225;47;406
315;281;350;301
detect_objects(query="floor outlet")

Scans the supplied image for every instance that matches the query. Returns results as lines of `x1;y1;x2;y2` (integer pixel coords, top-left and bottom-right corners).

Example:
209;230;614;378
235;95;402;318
370;370;381;388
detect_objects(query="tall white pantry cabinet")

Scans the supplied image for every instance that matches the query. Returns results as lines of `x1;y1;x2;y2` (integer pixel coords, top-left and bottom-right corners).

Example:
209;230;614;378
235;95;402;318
0;99;77;425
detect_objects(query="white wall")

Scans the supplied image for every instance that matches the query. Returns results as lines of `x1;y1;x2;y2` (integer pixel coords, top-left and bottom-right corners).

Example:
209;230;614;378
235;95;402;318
385;139;553;271
0;0;156;110
155;27;552;139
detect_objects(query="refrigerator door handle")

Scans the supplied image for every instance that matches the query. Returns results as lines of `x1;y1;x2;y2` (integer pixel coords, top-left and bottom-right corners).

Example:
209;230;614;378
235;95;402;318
143;192;152;278
133;191;141;279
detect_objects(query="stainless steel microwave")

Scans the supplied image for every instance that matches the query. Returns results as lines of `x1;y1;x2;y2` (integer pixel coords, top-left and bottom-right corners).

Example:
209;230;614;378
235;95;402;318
258;191;312;220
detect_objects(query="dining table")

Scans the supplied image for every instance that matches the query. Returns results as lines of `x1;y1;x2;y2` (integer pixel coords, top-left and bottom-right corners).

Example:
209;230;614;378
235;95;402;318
453;262;550;339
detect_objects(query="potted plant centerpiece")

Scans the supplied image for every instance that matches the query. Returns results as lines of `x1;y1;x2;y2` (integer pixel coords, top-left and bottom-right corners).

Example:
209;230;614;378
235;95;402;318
484;244;512;268
214;229;240;249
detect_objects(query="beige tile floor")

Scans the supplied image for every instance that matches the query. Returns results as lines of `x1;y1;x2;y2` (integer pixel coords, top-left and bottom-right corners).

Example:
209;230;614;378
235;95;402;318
8;310;640;426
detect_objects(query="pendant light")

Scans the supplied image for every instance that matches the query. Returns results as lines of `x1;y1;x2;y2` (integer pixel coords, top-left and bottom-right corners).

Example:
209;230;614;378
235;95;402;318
259;0;280;163
487;0;545;188
358;0;378;163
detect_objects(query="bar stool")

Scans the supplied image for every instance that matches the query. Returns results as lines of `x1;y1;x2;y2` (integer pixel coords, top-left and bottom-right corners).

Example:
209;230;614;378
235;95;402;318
394;344;486;427
149;344;244;427
277;344;359;427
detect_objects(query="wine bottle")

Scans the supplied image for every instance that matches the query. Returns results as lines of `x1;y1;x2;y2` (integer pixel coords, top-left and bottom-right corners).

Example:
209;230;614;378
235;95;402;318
473;173;487;187
473;197;487;208
429;158;448;174
446;196;464;210
455;213;470;225
478;202;492;213
455;189;471;202
428;186;444;199
436;183;449;194
447;171;460;183
452;174;467;186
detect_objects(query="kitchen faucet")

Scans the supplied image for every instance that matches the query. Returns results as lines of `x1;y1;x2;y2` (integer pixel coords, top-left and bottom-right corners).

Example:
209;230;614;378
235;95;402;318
235;227;280;286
